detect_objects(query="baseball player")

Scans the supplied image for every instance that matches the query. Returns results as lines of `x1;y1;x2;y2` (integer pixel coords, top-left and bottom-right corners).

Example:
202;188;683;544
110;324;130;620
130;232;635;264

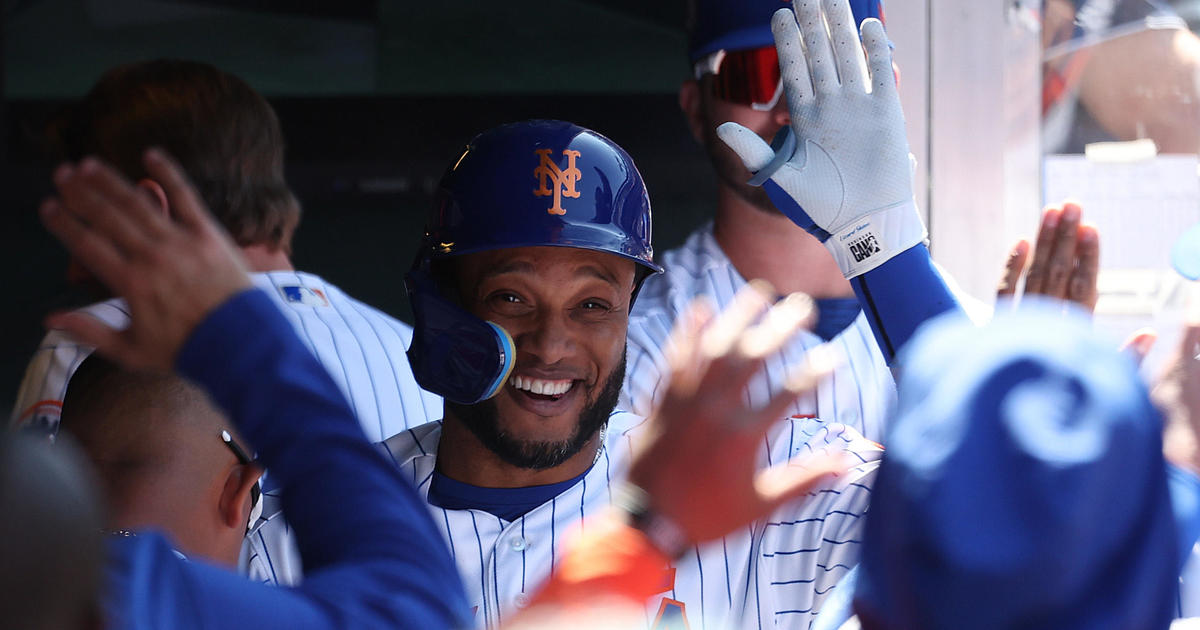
622;0;896;444
12;59;440;445
10;59;439;587
380;117;881;630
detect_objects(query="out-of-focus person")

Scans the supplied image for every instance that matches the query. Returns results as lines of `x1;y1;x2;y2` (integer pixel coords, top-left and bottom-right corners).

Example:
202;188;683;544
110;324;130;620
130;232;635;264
13;59;440;444
0;432;104;630
622;0;897;443
839;304;1179;629
1043;0;1200;153
59;355;263;569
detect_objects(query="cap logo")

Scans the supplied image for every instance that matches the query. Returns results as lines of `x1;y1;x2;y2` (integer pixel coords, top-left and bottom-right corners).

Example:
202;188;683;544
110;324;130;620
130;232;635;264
533;148;582;215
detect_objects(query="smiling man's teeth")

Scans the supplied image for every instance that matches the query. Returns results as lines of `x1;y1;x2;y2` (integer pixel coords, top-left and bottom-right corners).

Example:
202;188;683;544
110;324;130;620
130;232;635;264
511;375;573;396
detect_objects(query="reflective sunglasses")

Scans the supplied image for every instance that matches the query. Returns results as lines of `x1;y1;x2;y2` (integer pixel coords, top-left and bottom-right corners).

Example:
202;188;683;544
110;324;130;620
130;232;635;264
694;46;784;111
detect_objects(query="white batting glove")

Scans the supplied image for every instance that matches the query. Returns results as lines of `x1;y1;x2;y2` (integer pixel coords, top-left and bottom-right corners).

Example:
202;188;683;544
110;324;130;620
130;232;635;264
717;0;925;279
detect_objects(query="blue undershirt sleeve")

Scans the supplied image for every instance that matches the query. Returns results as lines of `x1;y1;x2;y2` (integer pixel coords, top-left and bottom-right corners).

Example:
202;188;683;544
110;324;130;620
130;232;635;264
850;244;963;364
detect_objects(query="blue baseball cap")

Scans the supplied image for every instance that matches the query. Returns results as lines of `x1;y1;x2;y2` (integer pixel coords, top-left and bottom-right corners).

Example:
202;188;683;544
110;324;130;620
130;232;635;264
687;0;885;62
848;301;1177;629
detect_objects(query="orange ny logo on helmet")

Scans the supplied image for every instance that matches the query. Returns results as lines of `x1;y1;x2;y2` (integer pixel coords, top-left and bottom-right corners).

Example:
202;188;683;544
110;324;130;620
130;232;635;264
532;148;582;215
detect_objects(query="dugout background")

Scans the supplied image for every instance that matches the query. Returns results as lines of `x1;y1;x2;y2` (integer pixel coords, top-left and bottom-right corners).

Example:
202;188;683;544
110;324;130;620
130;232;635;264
0;0;714;412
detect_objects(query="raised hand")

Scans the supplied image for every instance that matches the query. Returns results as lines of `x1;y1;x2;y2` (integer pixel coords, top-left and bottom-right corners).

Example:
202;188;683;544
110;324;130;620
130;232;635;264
716;0;922;279
40;150;252;371
997;201;1100;312
626;282;850;547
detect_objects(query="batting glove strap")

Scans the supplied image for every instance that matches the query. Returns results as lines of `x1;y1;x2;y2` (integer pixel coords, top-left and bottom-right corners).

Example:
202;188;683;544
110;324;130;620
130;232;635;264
825;200;927;279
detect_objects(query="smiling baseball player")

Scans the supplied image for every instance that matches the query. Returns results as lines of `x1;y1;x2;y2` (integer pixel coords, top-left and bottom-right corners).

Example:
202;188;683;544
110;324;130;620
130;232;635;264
379;117;881;630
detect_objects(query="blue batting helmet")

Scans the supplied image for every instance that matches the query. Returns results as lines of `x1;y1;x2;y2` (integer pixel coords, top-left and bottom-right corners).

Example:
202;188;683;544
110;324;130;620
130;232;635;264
423;119;662;275
406;119;661;405
688;0;886;63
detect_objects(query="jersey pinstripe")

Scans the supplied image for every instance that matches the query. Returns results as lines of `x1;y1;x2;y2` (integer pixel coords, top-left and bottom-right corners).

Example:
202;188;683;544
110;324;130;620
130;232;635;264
11;298;132;433
11;271;440;443
11;271;440;587
372;411;881;629
622;224;896;444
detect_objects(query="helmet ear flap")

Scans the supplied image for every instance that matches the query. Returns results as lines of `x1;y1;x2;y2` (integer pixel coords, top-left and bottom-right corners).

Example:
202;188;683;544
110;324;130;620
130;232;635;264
405;264;515;405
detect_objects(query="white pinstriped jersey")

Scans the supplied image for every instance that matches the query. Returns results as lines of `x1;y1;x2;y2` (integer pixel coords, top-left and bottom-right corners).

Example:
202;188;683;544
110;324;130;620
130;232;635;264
11;271;440;586
11;271;440;442
622;224;896;444
376;411;880;630
11;298;132;433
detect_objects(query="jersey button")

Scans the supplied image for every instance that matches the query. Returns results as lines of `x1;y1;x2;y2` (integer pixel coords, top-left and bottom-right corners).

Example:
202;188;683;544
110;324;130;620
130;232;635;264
514;593;530;609
510;537;528;552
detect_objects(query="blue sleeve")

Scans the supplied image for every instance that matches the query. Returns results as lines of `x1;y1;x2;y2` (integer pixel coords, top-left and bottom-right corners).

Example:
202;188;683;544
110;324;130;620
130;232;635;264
850;244;963;363
1169;464;1200;573
105;289;469;629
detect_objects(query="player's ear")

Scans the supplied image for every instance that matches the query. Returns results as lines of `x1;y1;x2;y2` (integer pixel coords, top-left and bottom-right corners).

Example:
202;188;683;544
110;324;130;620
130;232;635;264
679;79;705;144
135;178;170;218
217;462;262;532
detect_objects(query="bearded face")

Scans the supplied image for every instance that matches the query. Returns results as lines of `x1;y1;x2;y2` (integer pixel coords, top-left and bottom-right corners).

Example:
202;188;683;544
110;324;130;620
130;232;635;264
445;246;637;471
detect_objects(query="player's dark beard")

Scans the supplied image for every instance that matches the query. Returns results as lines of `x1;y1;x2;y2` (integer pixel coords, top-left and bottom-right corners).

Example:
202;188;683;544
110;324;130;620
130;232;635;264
448;353;626;471
703;129;778;214
698;88;780;215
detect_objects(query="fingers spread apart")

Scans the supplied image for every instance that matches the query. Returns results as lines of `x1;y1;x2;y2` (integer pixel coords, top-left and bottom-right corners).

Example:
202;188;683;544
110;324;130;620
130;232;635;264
754;343;841;428
663;283;831;431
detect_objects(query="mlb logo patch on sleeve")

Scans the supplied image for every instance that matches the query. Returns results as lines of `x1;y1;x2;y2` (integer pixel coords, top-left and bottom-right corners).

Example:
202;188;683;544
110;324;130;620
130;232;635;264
280;285;330;307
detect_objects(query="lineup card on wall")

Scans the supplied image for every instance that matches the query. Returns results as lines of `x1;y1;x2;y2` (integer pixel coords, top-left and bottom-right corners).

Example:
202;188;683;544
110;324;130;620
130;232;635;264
1043;151;1200;271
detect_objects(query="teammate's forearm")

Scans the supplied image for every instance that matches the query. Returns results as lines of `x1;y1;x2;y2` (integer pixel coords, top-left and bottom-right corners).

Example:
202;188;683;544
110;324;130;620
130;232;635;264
763;178;959;361
850;244;963;363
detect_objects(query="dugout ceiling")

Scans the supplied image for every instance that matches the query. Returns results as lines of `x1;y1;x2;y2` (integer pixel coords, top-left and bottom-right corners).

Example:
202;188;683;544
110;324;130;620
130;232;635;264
4;0;689;98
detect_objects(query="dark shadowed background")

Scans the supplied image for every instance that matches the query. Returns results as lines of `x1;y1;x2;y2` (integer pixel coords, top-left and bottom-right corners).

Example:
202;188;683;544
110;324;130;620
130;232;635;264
2;0;717;412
